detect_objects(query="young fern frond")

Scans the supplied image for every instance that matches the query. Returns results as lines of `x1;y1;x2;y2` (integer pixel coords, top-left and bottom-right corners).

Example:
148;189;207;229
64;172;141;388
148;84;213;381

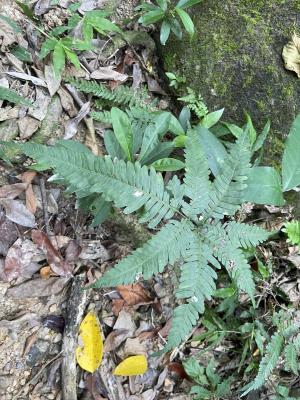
67;78;155;109
92;219;194;287
204;132;251;219
284;344;298;374
0;86;32;106
242;334;284;396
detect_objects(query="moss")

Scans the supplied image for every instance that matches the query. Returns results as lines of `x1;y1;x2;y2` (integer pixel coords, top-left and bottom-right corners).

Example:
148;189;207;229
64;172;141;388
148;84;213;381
162;0;300;162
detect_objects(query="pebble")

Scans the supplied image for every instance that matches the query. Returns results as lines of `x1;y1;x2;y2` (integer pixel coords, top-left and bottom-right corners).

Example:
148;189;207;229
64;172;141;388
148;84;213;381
49;304;57;313
53;333;62;343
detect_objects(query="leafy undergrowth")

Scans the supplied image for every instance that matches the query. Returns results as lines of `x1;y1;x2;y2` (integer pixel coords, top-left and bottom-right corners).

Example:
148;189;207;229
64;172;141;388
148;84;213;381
1;1;300;400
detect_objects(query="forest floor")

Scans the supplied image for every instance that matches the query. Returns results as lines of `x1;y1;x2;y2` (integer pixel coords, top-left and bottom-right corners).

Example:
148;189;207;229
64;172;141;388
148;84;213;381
0;1;300;400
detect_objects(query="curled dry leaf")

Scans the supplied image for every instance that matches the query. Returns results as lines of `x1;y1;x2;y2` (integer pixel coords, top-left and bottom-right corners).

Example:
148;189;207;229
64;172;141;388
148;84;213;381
76;311;103;373
0;198;35;227
117;283;152;306
18;116;40;139
22;171;37;214
283;33;300;78
0;212;18;256
113;355;148;376
6;276;70;298
5;71;47;87
63;101;90;139
65;239;82;262
31;230;73;277
44;64;61;96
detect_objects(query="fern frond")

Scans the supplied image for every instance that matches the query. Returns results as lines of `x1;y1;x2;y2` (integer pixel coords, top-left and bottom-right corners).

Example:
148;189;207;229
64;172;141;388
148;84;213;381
90;110;112;124
282;220;300;246
284;343;298;374
0;86;32;106
14;141;178;228
182;128;211;219
92;219;194;287
164;302;201;350
225;221;269;249
67;78;154;109
242;333;284;396
204;133;251;219
205;222;255;299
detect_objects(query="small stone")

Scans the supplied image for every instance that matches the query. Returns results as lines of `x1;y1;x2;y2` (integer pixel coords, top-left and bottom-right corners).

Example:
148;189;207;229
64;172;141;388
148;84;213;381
49;304;57;313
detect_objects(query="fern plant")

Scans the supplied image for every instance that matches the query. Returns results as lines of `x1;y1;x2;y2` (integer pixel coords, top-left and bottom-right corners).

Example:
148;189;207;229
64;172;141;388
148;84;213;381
242;309;300;396
0;86;32;106
3;126;270;353
282;220;300;246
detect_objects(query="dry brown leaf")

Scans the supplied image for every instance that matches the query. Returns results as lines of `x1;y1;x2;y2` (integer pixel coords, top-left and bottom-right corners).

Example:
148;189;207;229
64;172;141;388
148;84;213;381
0;183;27;199
31;230;73;277
0;212;18;256
283;33;300;78
64;101;90;139
90;67;128;82
104;329;130;352
4;238;41;281
117;283;152;306
0;198;35;227
18;116;40;139
45;64;61;96
112;298;125;316
28;87;51;121
6;276;70;298
21;171;37;214
58;87;77;117
124;337;147;357
5;71;47;87
114;310;136;335
65;239;82;262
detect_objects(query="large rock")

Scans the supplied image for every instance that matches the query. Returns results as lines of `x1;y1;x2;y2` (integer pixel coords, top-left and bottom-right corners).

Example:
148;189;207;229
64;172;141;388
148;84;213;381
163;0;300;163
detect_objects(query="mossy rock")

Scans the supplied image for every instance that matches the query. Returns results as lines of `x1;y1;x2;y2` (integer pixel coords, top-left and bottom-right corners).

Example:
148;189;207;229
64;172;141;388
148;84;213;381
162;0;300;164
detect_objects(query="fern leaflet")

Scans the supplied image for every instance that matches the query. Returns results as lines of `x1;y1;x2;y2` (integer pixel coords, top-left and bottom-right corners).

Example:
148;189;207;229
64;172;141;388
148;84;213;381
224;221;269;248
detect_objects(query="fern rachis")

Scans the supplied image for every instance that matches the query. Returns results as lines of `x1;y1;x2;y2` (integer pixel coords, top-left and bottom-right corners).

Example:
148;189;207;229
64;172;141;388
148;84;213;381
6;126;269;357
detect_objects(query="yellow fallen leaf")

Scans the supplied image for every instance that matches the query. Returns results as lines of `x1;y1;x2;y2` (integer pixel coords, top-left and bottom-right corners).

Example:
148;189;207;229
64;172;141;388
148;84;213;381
113;355;148;376
282;33;300;78
75;311;103;373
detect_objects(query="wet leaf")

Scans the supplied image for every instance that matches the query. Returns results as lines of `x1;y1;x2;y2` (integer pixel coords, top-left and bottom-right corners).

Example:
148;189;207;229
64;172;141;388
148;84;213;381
0;198;35;227
283;33;300;78
117;283;152;306
76;311;103;373
113;355;148;376
31;230;73;277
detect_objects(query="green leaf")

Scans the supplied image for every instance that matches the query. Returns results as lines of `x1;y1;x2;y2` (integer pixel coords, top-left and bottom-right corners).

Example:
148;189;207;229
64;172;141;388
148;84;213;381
64;48;80;69
190;386;211;398
0;86;32;106
252;119;270;152
175;8;195;37
104;130;125;160
169;114;185;135
39;38;57;59
179;106;191;131
169;18;183;39
242;167;284;206
82;20;93;42
160;19;171;45
53;41;65;77
15;1;37;21
173;134;187;147
284;343;298;375
201;108;224;129
156;0;168;11
176;0;203;9
245;112;257;145
11;45;32;62
91;17;122;35
138;9;165;25
111;107;133;161
196;125;227;176
151;158;185;171
282;114;300;191
0;14;22;33
222;122;243;139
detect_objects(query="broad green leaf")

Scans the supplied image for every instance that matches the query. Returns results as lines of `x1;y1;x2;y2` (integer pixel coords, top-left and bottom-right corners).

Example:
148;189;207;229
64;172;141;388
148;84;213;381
75;312;103;373
169;114;185;136
141;142;174;165
139;125;159;161
245;112;257;145
91;17;122;35
222;122;243;139
179;106;191;131
243;167;285;206
282;113;300;191
190;386;211;398
214;287;236;298
82;20;93;42
151;157;185;171
0;86;32;106
201;108;224;129
53;41;65;77
166;72;176;80
196;126;227;176
252;119;270;152
103;130;125;160
11;45;32;62
111;107;133;161
160;20;171;45
156;0;168;11
153;112;171;139
113;355;148;376
39;38;57;59
176;0;203;9
64;48;80;69
169;18;183;39
138;9;165;25
173;134;186;147
175;8;195;37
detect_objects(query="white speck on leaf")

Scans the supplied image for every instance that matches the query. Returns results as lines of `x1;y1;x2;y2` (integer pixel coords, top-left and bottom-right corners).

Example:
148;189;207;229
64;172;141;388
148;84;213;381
134;190;143;198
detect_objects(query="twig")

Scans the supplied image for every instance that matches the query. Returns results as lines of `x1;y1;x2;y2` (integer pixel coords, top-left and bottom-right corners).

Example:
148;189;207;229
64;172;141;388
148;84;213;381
40;177;50;236
16;352;63;398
